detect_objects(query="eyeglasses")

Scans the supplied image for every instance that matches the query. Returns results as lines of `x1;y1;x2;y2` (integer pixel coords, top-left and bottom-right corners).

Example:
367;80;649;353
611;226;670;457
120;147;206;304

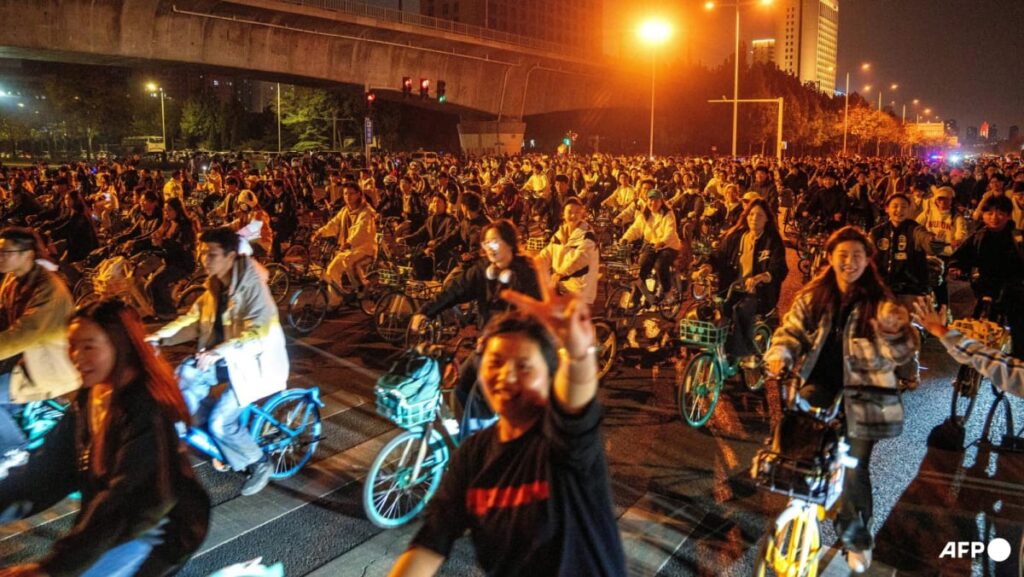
482;239;502;252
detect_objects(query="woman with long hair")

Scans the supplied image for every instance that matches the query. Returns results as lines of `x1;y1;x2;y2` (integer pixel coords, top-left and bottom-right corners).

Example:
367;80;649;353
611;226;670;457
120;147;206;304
146;197;197;321
764;226;918;573
701;198;788;368
0;298;209;577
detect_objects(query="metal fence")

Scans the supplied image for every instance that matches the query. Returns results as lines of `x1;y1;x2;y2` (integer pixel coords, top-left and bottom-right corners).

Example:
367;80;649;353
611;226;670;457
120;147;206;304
276;0;571;55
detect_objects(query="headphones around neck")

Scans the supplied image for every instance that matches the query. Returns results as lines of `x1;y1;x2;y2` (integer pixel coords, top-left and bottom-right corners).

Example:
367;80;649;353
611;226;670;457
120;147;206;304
485;263;514;285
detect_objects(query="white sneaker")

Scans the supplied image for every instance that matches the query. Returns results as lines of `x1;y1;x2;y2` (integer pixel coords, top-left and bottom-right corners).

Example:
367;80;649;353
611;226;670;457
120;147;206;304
846;549;872;574
0;449;29;479
442;418;460;436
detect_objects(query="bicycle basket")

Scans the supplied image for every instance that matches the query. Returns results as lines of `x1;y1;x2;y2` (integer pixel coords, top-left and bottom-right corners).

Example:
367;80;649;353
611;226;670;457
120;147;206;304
375;352;442;429
405;280;444;300
678;318;729;348
950;318;1010;350
526;237;547;253
378;266;412;288
602;243;632;263
751;410;842;505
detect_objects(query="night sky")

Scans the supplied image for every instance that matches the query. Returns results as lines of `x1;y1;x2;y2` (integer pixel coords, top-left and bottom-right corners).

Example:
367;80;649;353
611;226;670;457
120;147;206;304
654;0;1024;135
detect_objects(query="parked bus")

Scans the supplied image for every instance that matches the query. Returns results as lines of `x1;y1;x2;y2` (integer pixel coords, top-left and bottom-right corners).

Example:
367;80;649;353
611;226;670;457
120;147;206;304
121;135;166;154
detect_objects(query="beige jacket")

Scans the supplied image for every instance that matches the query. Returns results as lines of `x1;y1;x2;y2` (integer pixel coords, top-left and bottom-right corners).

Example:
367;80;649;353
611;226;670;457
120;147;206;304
153;257;288;407
536;223;600;305
0;264;81;403
620;208;683;251
317;204;378;262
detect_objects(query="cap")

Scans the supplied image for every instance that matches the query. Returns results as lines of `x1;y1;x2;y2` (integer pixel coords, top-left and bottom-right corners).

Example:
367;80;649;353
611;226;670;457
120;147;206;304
932;186;954;200
647;188;664;200
742;191;762;202
237;190;258;210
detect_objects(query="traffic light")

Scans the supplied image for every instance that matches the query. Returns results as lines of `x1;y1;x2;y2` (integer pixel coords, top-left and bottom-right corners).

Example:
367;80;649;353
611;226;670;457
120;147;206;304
436;80;447;103
401;77;413;98
562;137;571;146
365;90;376;110
419;78;430;99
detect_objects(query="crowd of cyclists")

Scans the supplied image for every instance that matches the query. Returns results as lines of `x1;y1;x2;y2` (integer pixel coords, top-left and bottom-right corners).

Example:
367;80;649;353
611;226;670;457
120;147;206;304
0;147;1022;575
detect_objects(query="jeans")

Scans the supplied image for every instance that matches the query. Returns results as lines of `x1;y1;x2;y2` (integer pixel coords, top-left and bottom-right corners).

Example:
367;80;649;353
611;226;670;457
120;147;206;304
0;373;27;455
79;520;176;577
177;361;264;472
725;293;759;358
638;246;679;297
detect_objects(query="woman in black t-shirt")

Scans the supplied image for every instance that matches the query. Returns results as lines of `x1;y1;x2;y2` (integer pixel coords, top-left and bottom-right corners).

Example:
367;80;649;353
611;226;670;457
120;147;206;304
389;271;626;577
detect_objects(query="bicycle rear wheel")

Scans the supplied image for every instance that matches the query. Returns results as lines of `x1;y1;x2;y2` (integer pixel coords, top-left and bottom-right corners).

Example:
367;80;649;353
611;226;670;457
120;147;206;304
951;364;982;428
606;286;639;323
363;428;449;528
677;351;722;427
288;284;329;335
252;392;323;479
358;269;383;316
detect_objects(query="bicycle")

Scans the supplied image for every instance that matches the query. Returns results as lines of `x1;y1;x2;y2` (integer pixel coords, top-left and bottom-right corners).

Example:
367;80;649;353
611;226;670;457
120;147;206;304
751;372;857;577
949;295;1011;429
13;398;70;451
175;357;325;479
363;342;492;528
285;237;382;334
676;272;775;427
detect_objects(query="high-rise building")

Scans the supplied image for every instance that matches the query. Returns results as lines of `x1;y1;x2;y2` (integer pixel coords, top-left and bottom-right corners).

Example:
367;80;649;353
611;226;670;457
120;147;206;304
944;119;959;137
980;122;990;139
421;0;602;53
966;126;979;144
751;39;776;65
774;0;838;94
1009;125;1020;142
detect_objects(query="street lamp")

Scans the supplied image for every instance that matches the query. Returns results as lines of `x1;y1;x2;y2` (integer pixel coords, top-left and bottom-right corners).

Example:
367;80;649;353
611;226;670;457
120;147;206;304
637;18;673;159
705;0;773;157
842;62;871;156
146;82;167;152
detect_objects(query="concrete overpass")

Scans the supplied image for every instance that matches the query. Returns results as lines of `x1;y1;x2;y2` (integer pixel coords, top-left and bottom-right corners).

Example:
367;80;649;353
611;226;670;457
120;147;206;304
0;0;633;153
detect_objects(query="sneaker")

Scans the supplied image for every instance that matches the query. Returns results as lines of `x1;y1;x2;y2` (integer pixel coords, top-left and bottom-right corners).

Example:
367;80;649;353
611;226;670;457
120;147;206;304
240;459;272;496
846;548;872;574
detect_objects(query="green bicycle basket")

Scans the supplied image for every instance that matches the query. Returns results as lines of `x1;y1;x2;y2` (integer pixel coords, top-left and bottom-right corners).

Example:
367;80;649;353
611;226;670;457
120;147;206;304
678;318;729;348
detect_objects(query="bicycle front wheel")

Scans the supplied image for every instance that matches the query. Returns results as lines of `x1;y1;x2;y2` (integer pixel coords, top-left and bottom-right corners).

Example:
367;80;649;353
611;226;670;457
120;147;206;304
288;284;329;335
951;364;982;428
252;392;323;479
677;351;722;427
283;244;310;278
754;510;822;577
374;291;415;344
593;319;617;380
364;428;449;529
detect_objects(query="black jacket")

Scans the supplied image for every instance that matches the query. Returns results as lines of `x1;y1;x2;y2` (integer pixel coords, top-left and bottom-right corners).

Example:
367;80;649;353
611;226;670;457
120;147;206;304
870;219;932;295
0;386;210;577
710;228;788;314
420;255;541;325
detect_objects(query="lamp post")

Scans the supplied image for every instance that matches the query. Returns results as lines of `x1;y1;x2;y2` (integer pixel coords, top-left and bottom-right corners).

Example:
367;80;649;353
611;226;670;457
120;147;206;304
705;0;773;157
637;18;672;159
145;82;167;152
842;63;871;156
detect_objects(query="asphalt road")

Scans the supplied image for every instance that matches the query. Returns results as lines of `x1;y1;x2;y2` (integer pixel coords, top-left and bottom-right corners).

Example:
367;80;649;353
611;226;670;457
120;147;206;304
1;246;1023;577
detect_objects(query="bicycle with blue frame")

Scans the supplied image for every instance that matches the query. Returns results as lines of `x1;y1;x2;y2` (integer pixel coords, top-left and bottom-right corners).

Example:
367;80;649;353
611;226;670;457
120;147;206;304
12;398;71;451
363;341;494;528
174;356;325;479
676;272;776;427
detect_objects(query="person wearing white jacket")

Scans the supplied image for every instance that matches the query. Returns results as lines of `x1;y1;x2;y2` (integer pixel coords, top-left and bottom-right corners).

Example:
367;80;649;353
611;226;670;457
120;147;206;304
151;227;289;497
0;227;80;461
313;182;378;306
536;198;600;305
619;188;683;303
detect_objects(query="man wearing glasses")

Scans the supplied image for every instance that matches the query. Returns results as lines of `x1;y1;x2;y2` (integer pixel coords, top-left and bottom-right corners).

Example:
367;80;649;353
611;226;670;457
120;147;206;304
0;227;80;470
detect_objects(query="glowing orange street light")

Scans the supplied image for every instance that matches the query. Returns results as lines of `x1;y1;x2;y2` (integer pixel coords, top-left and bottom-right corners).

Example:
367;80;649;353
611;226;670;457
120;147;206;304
638;18;673;158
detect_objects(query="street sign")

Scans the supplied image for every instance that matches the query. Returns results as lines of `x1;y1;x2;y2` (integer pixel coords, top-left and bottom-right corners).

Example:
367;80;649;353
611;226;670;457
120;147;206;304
781;141;788;150
364;117;374;143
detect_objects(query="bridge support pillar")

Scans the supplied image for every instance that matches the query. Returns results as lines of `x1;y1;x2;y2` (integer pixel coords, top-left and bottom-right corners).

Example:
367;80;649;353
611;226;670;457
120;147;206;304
457;120;525;155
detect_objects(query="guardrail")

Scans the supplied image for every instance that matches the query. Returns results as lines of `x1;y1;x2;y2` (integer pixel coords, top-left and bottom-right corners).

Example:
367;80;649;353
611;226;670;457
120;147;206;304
275;0;573;55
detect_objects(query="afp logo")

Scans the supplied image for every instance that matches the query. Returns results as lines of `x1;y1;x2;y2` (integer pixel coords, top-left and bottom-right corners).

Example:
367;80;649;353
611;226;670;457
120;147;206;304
939;538;1012;562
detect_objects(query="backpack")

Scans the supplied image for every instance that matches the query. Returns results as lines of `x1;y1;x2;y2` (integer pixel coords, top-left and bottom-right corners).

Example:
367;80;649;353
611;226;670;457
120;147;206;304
375;351;441;429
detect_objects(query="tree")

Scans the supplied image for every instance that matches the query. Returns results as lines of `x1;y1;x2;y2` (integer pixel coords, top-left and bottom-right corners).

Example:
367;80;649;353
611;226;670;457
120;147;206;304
42;67;130;159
